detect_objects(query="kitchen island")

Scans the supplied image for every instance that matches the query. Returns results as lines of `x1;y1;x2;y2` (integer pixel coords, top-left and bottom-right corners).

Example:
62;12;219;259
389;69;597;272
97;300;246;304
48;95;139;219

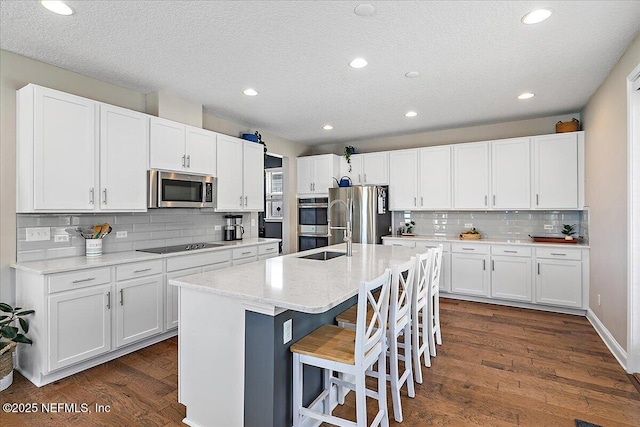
169;243;420;427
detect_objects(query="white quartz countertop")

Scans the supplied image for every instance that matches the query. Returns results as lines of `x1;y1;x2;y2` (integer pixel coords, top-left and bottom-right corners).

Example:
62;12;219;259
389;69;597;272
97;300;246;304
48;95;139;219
382;235;590;248
11;238;281;274
170;243;421;314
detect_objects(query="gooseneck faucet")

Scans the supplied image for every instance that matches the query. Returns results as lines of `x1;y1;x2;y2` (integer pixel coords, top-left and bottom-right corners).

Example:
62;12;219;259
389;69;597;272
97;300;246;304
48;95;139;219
327;198;353;256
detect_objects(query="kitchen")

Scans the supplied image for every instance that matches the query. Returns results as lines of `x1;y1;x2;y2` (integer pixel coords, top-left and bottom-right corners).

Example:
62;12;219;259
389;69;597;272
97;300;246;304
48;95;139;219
1;1;640;426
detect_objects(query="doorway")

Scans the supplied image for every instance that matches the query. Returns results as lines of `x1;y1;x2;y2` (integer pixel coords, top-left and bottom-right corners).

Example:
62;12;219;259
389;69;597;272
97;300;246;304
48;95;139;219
261;153;284;253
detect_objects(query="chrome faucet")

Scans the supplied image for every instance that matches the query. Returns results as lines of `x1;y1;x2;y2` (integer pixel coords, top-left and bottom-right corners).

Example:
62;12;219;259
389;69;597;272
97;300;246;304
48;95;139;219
327;198;353;256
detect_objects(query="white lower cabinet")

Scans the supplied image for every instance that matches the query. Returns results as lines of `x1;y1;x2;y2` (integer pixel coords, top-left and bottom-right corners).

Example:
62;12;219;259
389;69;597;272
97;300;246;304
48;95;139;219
48;284;112;372
451;252;490;297
414;241;451;292
490;256;532;302
115;275;163;347
166;267;201;330
535;248;582;308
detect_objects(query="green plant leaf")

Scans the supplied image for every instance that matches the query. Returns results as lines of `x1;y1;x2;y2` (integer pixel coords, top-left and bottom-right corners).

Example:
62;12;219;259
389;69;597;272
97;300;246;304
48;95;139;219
17;310;35;316
0;318;13;326
1;325;18;339
14;307;22;311
0;303;13;312
13;334;32;345
0;315;8;321
19;317;29;334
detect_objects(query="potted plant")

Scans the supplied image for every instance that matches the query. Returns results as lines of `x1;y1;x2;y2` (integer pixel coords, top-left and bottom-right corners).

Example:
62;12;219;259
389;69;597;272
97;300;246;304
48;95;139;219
0;303;34;391
403;221;416;236
561;224;577;241
254;131;268;154
344;146;355;172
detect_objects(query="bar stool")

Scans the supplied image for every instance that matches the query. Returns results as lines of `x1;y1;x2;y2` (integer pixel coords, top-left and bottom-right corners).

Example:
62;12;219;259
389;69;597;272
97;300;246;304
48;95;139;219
336;257;416;423
290;269;392;427
410;249;434;383
427;246;444;357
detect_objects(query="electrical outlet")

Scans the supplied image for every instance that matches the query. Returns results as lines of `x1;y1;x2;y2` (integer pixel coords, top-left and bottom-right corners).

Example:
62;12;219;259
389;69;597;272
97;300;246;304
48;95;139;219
544;224;553;230
26;227;51;242
116;231;128;238
283;319;292;344
464;223;473;228
251;219;256;227
214;225;221;231
597;294;601;307
54;234;69;243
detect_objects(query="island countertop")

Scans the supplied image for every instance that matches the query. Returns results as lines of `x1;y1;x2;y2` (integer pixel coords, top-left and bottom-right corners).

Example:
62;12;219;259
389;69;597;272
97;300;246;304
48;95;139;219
169;243;420;314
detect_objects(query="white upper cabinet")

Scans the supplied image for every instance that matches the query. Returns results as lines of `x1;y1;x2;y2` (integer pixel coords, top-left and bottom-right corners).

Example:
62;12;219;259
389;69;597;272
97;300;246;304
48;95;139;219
296;154;339;197
418;146;452;210
453;142;490;209
216;135;264;211
491;138;531;209
17;84;148;213
533;133;581;209
349;152;389;185
150;117;216;175
389;149;419;210
99;104;149;211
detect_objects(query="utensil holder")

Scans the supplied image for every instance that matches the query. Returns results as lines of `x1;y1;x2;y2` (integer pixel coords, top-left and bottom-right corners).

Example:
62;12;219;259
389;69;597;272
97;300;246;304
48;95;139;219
86;239;103;257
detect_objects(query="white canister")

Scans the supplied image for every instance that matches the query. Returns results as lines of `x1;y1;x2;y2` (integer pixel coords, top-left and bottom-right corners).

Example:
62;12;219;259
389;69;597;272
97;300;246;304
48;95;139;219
85;239;103;257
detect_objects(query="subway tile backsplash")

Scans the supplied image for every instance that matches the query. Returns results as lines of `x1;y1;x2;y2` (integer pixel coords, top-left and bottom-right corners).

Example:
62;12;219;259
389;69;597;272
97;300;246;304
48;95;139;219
393;210;588;242
16;209;258;262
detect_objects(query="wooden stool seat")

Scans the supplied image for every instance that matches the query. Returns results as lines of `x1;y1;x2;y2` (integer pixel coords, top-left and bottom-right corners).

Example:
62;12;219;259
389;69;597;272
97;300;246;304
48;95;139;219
290;324;357;365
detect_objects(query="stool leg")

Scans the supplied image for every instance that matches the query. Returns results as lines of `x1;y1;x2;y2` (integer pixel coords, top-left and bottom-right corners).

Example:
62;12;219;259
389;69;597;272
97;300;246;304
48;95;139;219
377;350;390;427
323;368;332;415
422;309;431;368
428;294;437;357
292;353;303;427
412;309;423;384
434;294;442;346
404;322;415;398
355;367;368;427
337;372;345;405
388;331;403;422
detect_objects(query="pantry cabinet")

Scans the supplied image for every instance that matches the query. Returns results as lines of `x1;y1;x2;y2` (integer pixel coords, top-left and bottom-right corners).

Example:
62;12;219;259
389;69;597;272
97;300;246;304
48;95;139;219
389;149;419;210
216;135;264;211
453;142;490;209
296;154;340;196
491;137;530;209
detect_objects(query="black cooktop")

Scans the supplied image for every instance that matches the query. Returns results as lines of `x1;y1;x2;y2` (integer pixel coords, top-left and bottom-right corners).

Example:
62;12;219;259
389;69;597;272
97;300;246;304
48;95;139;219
137;242;224;254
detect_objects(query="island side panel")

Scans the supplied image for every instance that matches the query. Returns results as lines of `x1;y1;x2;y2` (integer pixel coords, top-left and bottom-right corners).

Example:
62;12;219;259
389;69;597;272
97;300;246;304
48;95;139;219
244;296;358;427
179;287;245;427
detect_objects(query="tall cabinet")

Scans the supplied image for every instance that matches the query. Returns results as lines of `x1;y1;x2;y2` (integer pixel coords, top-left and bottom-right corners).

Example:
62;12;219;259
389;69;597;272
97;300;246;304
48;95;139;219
216;135;264;211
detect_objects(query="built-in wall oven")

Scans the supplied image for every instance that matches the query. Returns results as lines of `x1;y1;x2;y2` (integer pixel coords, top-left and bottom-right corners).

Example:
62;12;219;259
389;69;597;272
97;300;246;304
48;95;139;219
298;197;329;251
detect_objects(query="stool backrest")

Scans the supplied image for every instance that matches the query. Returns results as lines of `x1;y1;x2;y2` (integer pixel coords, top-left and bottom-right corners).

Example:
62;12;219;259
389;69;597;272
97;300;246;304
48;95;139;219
389;257;415;327
413;249;434;306
356;268;392;364
430;245;444;292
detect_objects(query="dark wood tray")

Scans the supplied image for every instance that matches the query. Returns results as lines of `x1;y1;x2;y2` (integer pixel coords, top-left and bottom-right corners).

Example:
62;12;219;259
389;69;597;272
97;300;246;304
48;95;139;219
529;235;578;244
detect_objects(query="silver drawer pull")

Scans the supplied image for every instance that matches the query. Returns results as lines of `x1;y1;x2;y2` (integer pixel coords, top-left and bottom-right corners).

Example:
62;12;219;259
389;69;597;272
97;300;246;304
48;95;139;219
393;244;403;247
550;253;567;256
503;250;517;253
265;248;275;251
72;277;95;284
461;248;475;251
134;268;152;273
241;251;252;255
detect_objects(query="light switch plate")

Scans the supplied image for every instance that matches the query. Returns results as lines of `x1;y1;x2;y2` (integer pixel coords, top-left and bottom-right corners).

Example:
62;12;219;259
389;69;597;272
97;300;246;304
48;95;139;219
214;225;221;231
464;223;473;228
283;319;292;344
26;227;50;242
116;231;128;238
54;234;69;243
544;224;553;230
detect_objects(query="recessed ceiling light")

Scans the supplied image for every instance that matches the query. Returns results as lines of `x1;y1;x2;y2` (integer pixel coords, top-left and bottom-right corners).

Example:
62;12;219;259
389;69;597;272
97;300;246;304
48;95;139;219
349;58;368;69
517;92;535;100
242;88;258;96
405;71;420;78
354;4;375;17
521;9;552;25
41;1;74;15
405;111;418;117
322;125;334;130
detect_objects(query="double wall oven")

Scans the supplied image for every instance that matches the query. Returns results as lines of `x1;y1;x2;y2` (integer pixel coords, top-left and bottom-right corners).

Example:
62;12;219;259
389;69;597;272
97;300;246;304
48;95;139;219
297;197;329;251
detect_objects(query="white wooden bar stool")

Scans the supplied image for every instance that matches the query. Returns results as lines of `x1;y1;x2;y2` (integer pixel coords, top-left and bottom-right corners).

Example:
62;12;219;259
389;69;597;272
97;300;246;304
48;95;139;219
410;249;434;383
427;246;444;357
336;258;416;423
290;269;392;427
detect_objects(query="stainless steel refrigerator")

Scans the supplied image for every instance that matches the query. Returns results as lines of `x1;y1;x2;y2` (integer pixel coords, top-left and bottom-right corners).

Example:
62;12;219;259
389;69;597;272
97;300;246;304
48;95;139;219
328;186;391;245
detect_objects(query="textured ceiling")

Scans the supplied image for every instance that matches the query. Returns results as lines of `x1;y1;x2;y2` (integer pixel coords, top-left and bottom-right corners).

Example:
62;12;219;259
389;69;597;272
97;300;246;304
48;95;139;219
1;1;639;146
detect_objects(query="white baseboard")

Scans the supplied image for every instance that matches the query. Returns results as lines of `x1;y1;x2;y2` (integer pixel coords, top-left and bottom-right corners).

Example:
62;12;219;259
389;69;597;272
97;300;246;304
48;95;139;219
586;308;627;370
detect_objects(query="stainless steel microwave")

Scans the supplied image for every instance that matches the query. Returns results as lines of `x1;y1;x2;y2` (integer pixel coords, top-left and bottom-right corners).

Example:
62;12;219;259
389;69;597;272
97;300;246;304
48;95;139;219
148;170;216;208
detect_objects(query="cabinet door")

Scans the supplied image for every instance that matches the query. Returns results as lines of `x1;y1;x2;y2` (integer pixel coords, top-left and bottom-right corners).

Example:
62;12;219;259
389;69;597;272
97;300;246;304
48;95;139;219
243;141;265;210
450;253;490;296
149;117;186;172
389;150;419;210
535;259;582;308
490;256;532;302
116;276;163;347
297;157;314;195
419;146;452;209
185;126;216;175
491;138;530;209
312;155;335;195
99;104;148;211
166;267;201;330
361;152;389;185
33;86;97;210
48;284;111;372
216;135;244;210
533;133;578;209
453;142;490;209
349;155;364;184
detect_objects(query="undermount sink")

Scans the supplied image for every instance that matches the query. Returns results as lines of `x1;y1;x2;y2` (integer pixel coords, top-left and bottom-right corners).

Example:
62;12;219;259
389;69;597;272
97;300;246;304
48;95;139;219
297;251;346;261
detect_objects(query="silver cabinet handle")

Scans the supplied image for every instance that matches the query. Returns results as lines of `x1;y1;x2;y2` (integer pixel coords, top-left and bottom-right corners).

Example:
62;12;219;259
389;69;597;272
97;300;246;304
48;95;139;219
187;155;191;168
491;260;494;271
493;195;496;205
134;268;152;273
89;188;94;204
503;250;517;253
483;259;486;270
119;289;124;306
537;263;540;275
414;197;417;206
103;188;107;205
310;183;313;191
421;196;424;206
364;173;367;182
313;183;315;191
106;291;111;309
265;247;275;251
182;155;186;168
358;174;361;183
462;248;475;251
484;195;488;206
241;251;252;255
536;194;539;205
72;277;95;284
550;253;567;256
245;196;248;206
240;196;243;207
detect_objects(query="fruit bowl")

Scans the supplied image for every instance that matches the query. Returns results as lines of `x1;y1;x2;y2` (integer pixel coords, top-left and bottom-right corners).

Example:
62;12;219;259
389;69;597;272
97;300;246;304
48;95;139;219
460;233;482;240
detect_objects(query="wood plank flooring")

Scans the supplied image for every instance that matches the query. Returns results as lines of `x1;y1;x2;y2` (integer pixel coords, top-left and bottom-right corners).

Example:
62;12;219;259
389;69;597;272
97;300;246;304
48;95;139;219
1;300;639;426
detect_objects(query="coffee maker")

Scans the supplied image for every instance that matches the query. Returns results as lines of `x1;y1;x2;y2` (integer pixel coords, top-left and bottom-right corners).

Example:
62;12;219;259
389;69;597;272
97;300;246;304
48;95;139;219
233;215;244;240
224;215;236;241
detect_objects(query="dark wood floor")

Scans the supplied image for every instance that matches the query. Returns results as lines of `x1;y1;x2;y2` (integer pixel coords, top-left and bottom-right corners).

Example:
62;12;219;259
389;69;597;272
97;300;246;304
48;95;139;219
2;299;639;426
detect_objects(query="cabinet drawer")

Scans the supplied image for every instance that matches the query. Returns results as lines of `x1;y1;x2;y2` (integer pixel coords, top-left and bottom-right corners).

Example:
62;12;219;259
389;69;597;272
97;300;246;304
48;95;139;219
258;243;279;255
116;260;163;281
167;250;231;272
535;248;582;261
233;257;256;266
415;241;450;253
452;243;489;254
233;246;258;260
491;245;532;257
384;239;415;248
48;268;111;294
